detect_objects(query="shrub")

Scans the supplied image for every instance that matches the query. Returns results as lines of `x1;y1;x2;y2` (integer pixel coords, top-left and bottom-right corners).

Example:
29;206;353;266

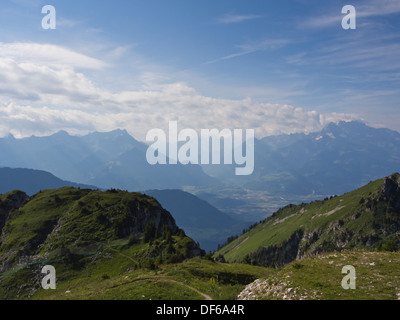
378;240;397;252
292;262;304;270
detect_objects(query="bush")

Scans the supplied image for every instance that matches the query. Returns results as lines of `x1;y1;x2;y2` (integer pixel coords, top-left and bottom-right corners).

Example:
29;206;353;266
378;240;397;252
292;262;304;270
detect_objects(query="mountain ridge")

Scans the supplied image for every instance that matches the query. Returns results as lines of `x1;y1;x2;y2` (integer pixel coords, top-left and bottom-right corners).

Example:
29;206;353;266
216;172;400;267
0;167;98;196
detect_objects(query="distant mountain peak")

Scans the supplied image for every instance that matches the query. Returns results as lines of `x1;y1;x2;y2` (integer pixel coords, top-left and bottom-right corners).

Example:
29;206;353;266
86;128;133;139
109;128;132;137
53;130;70;137
113;128;129;134
48;129;132;140
323;120;366;131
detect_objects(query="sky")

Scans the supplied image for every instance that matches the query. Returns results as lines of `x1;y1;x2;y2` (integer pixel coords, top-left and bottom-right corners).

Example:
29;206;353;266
0;0;399;140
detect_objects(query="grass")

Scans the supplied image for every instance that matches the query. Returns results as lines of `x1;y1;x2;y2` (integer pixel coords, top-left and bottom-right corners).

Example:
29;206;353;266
14;243;272;300
2;244;399;300
238;250;400;300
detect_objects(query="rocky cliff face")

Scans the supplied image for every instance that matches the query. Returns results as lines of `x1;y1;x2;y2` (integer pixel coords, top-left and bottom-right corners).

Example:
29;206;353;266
0;188;202;272
116;202;179;239
0;190;29;233
381;174;400;210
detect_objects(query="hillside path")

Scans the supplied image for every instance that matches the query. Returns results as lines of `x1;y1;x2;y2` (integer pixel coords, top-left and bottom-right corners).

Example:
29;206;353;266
112;276;213;300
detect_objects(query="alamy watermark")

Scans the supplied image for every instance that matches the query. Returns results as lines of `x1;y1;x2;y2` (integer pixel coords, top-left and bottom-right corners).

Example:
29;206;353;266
341;265;356;290
41;265;56;290
342;5;356;30
146;121;255;176
42;5;56;30
41;4;356;31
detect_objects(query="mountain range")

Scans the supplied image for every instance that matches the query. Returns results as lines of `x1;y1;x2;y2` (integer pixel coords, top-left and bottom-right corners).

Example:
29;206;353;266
202;121;400;196
0;120;399;224
0;130;217;191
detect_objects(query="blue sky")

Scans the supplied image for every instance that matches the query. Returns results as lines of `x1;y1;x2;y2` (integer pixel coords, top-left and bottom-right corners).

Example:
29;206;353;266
0;0;399;139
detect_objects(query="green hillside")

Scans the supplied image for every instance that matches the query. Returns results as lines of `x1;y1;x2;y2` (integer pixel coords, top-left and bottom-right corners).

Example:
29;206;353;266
0;187;269;300
216;173;400;267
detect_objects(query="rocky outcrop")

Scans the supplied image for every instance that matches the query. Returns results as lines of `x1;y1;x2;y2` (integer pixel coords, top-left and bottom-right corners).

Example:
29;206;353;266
0;188;203;271
117;202;179;239
0;190;29;233
237;278;320;300
382;173;400;209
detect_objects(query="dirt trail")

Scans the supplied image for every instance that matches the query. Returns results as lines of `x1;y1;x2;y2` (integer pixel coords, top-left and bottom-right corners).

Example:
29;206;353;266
108;246;140;264
111;276;213;300
107;246;211;299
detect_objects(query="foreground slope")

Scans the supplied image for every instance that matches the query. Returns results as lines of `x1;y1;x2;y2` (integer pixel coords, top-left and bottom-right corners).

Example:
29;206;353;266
217;173;400;267
30;257;270;300
238;250;400;300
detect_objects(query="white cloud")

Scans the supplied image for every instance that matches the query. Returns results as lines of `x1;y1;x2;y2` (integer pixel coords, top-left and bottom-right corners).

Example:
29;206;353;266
0;42;359;140
358;0;400;17
56;18;80;28
0;84;358;141
0;57;107;107
0;43;106;69
216;13;263;24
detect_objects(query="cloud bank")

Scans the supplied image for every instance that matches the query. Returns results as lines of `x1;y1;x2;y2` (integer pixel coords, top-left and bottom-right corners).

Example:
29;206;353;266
0;43;359;140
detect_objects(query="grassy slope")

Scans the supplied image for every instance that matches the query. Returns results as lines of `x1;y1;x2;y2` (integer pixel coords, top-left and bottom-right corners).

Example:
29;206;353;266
0;188;164;265
0;241;271;300
217;174;399;263
0;187;271;300
238;250;400;300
